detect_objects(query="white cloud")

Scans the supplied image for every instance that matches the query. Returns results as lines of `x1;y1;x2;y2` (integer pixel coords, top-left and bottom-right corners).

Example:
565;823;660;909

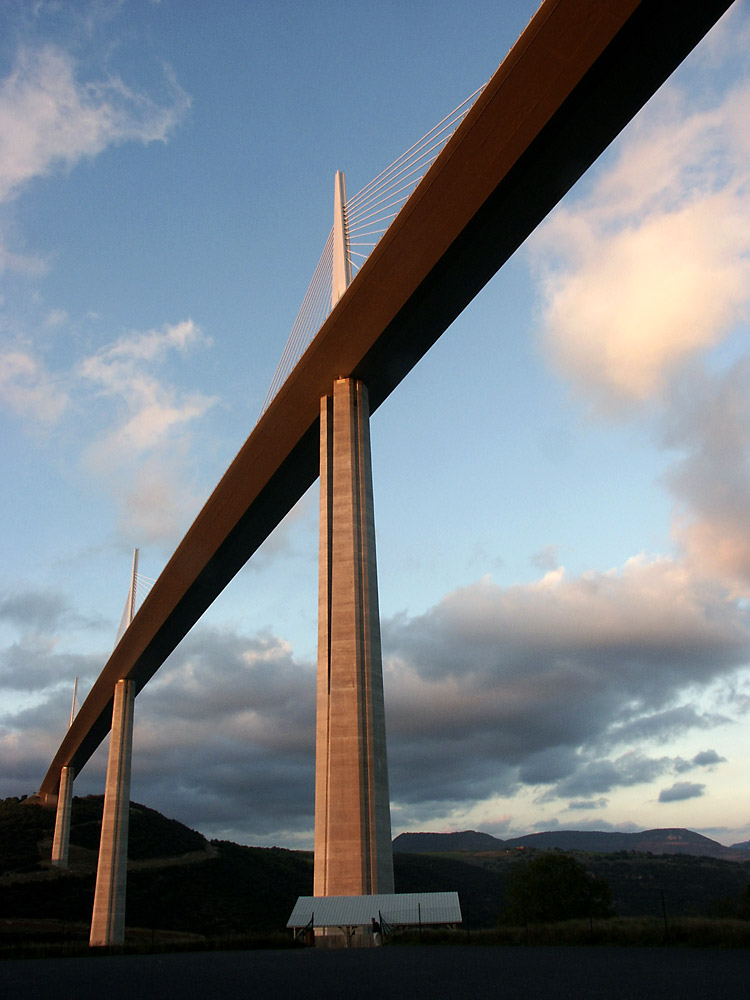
533;79;750;410
81;320;216;459
80;320;217;542
0;233;47;276
0;44;189;203
0;348;68;422
530;43;750;601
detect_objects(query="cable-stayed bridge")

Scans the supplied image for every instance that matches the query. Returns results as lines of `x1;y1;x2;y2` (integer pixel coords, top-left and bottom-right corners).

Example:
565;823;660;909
32;0;735;943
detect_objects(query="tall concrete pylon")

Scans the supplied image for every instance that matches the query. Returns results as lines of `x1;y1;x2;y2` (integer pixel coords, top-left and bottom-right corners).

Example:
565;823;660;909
89;678;135;946
314;172;394;897
50;765;73;868
89;549;139;947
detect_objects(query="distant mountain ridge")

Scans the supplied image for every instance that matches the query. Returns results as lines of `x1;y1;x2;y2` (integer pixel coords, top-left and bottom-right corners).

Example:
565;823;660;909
393;827;747;860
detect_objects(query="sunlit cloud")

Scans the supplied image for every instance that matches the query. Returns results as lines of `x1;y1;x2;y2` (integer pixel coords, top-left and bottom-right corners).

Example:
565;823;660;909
0;44;189;203
533;79;750;410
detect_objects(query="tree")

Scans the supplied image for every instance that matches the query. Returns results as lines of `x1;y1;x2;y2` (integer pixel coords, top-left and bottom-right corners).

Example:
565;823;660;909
503;851;613;924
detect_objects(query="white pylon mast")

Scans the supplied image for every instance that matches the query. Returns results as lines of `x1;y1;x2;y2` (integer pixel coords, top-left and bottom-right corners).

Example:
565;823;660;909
332;171;351;307
68;677;79;729
127;548;139;627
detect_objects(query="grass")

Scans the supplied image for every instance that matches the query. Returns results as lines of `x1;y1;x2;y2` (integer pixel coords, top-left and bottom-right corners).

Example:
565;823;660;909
388;916;750;949
0;919;302;960
3;916;750;959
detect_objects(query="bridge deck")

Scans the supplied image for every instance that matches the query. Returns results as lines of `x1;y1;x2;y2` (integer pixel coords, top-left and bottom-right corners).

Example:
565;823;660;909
39;0;734;797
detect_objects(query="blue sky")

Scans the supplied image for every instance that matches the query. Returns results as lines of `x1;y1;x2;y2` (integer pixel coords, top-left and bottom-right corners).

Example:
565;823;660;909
1;0;749;850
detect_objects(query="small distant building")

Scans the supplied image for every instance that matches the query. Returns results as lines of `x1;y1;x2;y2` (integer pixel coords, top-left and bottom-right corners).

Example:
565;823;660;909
287;892;462;947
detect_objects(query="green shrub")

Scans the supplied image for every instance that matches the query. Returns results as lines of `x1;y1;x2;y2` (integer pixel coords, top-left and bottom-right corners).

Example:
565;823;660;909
503;851;614;924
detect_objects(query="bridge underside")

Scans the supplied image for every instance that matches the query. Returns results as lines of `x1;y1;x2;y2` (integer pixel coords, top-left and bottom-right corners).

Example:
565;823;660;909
39;0;734;797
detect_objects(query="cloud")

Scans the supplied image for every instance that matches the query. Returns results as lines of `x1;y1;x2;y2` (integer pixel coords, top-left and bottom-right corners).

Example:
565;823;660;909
531;44;750;600
381;557;749;818
80;320;217;543
0;638;99;695
0;588;70;631
533;78;750;411
691;749;726;768
604;706;729;749
0;320;216;543
0;44;189;203
0;234;47;277
662;358;750;595
545;752;675;800
1;554;747;843
0;348;68;423
115;625;317;840
0;585;102;695
659;781;706;803
530;545;559;571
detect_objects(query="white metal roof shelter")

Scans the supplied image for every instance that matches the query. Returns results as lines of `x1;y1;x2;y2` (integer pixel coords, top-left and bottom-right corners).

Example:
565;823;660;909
287;892;462;931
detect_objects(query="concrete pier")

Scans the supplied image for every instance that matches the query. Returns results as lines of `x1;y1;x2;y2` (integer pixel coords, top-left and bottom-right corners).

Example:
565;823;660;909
314;377;394;896
89;678;134;947
50;766;73;867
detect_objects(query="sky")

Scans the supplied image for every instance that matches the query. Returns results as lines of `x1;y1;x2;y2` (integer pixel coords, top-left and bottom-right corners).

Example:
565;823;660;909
1;0;749;850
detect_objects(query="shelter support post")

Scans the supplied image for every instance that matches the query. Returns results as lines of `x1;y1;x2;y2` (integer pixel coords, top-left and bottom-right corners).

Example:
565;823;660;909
89;678;134;947
314;377;394;896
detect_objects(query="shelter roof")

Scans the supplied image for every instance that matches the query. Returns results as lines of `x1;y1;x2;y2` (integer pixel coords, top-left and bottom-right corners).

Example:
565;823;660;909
287;892;462;928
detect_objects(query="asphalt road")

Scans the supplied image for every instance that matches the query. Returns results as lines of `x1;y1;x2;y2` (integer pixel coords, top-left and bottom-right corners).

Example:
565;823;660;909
4;945;750;999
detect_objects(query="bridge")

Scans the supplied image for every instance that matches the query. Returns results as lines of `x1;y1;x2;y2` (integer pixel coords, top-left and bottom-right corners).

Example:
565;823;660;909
33;0;734;943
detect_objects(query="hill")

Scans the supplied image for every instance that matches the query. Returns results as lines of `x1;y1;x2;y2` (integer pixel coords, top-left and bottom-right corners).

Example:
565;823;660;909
394;827;746;860
0;796;314;936
394;830;505;853
3;798;750;936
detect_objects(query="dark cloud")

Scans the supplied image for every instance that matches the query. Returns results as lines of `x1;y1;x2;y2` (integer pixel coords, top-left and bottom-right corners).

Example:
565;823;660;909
124;626;316;842
604;706;729;749
382;561;749;820
543;753;675;801
0;590;69;630
674;748;728;773
659;781;706;803
692;749;726;767
0;640;99;694
2;554;749;845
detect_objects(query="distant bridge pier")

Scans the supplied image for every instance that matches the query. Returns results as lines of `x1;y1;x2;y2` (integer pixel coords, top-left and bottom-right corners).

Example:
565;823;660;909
51;679;78;867
89;677;135;947
50;765;73;867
